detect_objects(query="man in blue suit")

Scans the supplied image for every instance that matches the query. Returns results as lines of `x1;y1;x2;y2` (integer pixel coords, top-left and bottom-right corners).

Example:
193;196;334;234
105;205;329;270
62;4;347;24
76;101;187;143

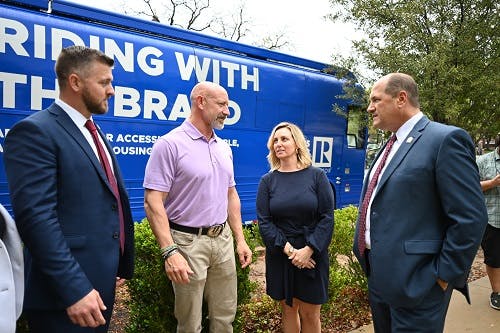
4;46;134;332
353;73;487;332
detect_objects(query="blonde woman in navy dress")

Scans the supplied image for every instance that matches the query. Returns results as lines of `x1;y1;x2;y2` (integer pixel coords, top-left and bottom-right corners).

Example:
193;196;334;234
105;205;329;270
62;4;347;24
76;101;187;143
256;122;334;333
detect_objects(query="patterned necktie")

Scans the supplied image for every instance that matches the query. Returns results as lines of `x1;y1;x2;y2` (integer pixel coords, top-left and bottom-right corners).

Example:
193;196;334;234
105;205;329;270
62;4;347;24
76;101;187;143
85;120;125;253
357;134;397;255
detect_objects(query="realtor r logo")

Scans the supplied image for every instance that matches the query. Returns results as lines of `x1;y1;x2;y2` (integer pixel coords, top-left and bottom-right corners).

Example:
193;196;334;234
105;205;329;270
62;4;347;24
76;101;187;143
312;136;333;167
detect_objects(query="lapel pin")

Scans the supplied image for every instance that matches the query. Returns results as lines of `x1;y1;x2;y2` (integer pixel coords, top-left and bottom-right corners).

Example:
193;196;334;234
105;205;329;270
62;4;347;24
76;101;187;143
406;137;414;143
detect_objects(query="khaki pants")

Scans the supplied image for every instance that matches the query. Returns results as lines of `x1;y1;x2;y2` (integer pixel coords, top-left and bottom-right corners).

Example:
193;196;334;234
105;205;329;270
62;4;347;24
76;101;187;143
171;225;237;333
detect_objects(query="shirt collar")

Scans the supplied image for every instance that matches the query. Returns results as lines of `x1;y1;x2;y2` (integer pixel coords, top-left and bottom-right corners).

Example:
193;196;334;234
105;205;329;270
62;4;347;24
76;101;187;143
55;99;92;127
394;111;423;143
182;120;219;142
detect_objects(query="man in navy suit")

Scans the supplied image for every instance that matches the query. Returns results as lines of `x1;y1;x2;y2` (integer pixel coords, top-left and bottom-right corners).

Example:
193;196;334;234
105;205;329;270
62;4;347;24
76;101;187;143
353;73;487;332
4;46;134;332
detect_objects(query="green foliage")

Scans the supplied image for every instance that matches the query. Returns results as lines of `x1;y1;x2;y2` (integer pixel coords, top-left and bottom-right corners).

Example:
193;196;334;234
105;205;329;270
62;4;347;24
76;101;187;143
126;219;175;333
234;225;259;333
240;207;370;331
328;0;500;140
237;294;281;333
326;206;367;305
330;205;359;260
245;222;264;249
322;285;370;329
17;210;368;332
126;220;258;333
321;206;369;326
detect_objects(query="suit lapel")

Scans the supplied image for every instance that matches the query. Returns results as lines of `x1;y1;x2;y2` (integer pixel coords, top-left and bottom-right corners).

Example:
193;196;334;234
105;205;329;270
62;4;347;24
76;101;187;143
48;104;112;191
374;116;430;196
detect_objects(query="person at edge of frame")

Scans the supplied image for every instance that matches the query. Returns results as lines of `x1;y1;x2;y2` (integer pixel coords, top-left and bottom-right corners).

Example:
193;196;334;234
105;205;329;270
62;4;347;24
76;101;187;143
3;45;135;333
0;203;24;333
353;72;488;333
476;133;500;310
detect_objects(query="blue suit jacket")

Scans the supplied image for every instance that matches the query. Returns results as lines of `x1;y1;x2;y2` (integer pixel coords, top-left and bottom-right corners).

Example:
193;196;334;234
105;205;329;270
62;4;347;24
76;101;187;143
3;103;134;312
353;116;487;308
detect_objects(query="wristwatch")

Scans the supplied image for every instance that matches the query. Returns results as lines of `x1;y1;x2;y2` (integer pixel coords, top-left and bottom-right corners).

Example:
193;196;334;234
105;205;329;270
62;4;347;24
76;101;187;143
287;245;295;256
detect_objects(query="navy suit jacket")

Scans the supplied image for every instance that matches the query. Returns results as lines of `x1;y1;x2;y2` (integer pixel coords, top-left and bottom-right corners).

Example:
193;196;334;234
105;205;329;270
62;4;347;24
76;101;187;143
3;103;134;311
353;116;487;308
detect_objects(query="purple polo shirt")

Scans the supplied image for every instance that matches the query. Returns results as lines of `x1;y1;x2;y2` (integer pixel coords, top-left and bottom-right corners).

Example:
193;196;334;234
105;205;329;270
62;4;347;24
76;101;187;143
143;121;236;227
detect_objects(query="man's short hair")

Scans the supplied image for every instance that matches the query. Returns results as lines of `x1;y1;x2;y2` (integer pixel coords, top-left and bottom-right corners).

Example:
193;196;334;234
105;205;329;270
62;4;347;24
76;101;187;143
55;46;114;89
385;73;420;108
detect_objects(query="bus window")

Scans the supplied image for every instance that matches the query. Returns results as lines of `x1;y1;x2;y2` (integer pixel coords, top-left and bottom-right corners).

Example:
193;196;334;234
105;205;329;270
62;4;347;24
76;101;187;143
365;130;383;169
347;106;366;149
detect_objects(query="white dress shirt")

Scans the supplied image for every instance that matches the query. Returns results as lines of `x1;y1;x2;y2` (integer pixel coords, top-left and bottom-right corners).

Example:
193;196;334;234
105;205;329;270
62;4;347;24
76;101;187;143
365;112;423;248
55;99;115;173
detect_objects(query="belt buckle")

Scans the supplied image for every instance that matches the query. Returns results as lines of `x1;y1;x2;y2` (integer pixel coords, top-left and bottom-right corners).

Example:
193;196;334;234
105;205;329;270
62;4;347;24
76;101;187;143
206;224;223;237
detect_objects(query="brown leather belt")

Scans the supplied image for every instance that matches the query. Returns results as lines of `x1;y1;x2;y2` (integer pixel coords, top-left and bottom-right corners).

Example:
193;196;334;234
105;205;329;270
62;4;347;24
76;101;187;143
169;221;226;237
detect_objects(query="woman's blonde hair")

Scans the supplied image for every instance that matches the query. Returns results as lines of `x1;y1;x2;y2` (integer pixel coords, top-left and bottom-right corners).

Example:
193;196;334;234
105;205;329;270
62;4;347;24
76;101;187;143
266;122;312;171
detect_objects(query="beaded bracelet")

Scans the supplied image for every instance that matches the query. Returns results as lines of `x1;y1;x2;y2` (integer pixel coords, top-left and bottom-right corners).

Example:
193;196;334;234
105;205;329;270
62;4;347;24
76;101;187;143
165;248;178;259
160;244;178;260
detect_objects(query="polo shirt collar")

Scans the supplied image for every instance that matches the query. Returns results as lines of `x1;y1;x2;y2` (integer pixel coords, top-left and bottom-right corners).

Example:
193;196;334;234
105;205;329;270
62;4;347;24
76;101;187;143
182;120;219;142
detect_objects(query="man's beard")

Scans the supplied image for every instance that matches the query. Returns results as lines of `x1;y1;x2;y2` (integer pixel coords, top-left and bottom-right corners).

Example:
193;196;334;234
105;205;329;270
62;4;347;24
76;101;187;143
83;88;108;115
212;117;225;130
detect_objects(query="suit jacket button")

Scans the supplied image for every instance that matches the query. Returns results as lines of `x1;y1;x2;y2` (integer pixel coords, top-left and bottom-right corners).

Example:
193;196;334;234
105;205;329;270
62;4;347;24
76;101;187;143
113;232;119;239
111;204;118;211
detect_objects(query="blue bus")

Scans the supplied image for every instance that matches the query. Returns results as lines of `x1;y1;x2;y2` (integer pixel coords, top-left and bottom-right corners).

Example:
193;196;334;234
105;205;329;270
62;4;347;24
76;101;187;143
0;0;367;223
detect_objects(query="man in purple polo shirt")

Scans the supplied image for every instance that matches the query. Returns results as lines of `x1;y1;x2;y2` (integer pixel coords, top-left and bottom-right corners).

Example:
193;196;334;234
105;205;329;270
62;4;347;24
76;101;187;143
143;81;252;333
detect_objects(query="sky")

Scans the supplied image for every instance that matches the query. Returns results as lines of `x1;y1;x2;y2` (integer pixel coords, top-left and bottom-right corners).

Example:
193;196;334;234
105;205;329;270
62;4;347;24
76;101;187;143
65;0;362;65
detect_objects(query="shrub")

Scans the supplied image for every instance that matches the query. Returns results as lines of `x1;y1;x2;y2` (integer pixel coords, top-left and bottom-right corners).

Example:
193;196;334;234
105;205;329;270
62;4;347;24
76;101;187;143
17;208;369;332
237;206;369;331
237;294;281;333
126;219;258;333
328;205;367;294
234;225;260;332
323;205;368;321
125;219;175;333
